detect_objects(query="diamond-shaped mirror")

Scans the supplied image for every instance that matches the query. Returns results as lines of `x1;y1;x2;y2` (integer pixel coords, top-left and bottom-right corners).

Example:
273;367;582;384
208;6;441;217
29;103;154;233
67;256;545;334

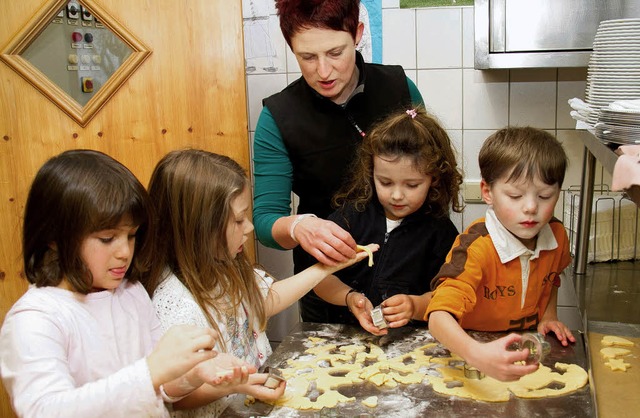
1;0;151;127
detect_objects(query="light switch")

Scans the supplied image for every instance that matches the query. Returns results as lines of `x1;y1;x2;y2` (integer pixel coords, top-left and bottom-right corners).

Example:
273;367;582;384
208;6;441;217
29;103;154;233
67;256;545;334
67;2;80;19
81;6;93;21
464;182;483;203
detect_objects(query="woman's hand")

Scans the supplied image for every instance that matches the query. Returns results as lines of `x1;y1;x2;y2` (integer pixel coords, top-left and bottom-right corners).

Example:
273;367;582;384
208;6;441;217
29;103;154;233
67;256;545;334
294;217;358;266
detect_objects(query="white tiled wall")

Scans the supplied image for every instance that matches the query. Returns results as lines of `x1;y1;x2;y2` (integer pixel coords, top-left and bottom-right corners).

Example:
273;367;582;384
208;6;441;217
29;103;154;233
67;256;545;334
244;3;598;337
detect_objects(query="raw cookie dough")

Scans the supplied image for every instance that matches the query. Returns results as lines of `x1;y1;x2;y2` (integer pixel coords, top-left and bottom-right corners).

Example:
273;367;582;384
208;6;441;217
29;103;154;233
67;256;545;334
601;335;635;347
600;347;631;359
266;336;588;409
267;338;434;410
605;358;632;371
429;362;589;401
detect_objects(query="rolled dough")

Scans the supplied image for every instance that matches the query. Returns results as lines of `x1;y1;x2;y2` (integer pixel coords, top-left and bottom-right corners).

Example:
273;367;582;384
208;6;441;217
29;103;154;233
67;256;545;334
266;336;588;410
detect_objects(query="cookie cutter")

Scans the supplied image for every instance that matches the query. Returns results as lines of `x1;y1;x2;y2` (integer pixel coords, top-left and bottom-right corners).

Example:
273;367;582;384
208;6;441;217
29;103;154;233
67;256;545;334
370;304;388;329
463;363;485;380
262;366;285;389
519;332;551;364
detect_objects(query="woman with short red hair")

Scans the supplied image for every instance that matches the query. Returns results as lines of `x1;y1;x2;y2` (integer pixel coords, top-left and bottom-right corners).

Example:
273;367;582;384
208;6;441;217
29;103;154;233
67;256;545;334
252;0;425;323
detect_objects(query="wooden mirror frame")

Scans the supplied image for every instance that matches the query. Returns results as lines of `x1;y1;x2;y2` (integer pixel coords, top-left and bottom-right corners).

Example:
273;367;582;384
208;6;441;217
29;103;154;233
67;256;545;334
0;0;151;127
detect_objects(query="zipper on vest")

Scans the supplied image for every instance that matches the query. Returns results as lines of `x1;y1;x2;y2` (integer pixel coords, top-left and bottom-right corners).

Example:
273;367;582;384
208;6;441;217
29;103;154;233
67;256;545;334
346;112;366;137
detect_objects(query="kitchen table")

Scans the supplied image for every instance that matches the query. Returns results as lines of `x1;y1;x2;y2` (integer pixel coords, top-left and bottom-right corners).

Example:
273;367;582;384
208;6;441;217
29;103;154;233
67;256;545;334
222;323;595;417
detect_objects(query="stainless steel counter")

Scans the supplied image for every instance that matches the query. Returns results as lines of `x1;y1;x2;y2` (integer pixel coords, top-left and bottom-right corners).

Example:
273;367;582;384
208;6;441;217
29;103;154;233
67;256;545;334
223;323;595;417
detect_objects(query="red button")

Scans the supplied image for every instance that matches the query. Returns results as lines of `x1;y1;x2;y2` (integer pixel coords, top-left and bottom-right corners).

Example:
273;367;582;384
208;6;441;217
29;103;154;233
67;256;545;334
72;32;83;43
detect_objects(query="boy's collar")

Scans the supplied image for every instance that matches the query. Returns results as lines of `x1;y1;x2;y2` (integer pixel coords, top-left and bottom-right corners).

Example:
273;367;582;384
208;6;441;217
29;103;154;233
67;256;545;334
485;207;557;263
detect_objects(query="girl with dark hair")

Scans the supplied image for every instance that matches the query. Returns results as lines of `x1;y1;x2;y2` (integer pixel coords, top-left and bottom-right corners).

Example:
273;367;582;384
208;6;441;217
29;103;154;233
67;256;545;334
0;150;253;417
314;107;463;334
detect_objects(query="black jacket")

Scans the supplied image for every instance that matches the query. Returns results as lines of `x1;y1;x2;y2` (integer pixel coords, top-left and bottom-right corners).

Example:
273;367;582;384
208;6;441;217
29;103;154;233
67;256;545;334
316;200;460;325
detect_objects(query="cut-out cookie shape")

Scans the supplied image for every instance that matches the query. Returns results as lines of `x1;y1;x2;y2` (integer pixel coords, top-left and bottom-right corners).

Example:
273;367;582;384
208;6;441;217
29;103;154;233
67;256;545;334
600;347;631;359
429;362;588;402
604;358;632;371
601;335;635;347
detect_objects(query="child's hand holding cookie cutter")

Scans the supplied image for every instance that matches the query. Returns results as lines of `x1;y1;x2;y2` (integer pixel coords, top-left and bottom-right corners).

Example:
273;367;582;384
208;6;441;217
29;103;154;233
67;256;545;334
370;304;388;329
262;366;285;389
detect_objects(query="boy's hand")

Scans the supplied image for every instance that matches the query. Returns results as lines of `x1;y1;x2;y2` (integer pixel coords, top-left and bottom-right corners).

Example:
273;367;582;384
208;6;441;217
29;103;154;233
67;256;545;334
466;334;539;381
378;294;414;328
537;320;576;347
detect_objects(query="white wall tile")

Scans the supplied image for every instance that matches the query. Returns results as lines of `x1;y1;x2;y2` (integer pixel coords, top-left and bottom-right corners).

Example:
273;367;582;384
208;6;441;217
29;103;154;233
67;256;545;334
450;210;463;233
405;69;418;86
461;129;493;180
382;8;416;68
462;202;488;230
510;69;557;129
246;73;288;131
285;44;300;73
287;72;301;85
463;69;509;129
557;68;588;129
462;7;475;69
557;130;591;190
417;69;462;129
417;8;462;69
382;0;400;8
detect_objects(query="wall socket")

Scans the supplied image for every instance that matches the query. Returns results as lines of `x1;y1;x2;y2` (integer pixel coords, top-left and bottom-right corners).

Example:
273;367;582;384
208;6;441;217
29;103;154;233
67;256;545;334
464;182;483;203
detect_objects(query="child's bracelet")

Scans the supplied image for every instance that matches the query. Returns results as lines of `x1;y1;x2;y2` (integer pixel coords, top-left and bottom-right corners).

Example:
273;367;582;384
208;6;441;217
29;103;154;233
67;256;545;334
345;288;360;312
289;214;317;243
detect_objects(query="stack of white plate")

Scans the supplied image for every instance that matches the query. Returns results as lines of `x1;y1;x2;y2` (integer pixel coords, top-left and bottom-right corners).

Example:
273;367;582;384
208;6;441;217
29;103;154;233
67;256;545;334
585;18;640;127
595;106;640;145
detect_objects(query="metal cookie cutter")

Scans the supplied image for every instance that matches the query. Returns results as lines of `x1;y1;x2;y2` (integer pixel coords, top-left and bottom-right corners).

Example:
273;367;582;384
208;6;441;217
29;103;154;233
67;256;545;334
370;304;388;329
262;366;285;389
463;363;485;379
519;332;551;364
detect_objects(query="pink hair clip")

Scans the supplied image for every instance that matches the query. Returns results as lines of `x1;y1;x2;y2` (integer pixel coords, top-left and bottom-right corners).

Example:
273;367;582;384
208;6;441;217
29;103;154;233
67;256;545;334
406;109;417;119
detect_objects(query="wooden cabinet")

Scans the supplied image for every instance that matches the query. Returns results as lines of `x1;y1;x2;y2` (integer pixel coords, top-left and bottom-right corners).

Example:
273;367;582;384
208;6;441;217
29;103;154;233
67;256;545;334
0;1;250;416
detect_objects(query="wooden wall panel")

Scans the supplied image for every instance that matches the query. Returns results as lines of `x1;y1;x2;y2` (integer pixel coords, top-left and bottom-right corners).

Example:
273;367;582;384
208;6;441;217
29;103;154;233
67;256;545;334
0;1;250;416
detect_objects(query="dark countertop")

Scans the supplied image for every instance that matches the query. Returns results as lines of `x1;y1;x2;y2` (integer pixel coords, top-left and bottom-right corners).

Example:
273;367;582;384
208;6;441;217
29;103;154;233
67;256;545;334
223;323;595;418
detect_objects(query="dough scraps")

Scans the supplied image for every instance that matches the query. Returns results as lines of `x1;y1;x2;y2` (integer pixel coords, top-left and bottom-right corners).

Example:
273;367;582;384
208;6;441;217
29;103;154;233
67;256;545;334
267;338;433;410
599;347;631;359
604;358;632;371
430;362;589;402
265;336;588;410
601;335;635;347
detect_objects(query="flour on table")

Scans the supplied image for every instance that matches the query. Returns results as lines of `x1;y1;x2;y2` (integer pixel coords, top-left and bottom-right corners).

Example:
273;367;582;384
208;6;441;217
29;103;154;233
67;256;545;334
266;335;588;410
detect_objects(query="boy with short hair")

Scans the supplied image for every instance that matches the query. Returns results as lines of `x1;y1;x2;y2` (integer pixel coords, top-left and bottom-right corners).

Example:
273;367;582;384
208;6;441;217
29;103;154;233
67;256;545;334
426;127;576;382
